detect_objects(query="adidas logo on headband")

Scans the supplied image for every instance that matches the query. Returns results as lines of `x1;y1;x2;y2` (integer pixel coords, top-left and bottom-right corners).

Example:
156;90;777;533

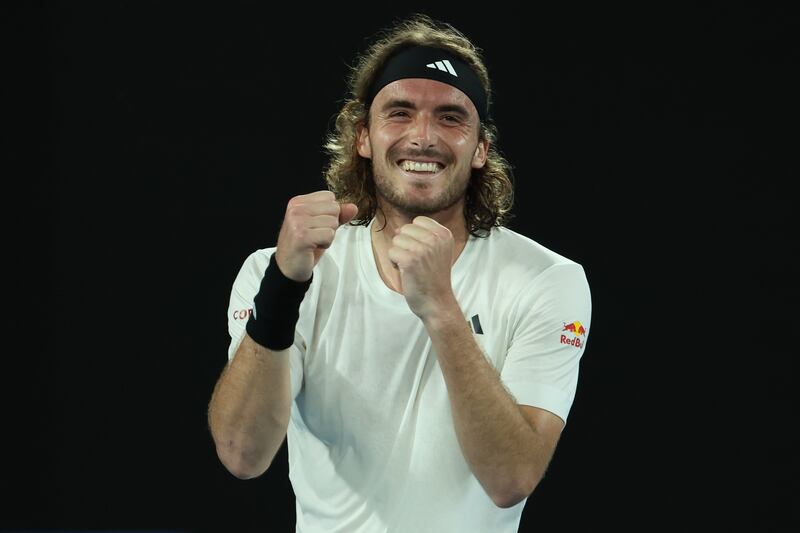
426;60;458;77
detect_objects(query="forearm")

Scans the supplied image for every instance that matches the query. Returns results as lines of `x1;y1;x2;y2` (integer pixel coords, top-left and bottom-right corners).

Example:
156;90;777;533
208;334;292;479
423;304;547;507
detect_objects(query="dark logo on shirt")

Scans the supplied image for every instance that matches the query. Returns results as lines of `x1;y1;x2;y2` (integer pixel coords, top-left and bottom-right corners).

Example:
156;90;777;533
468;314;484;335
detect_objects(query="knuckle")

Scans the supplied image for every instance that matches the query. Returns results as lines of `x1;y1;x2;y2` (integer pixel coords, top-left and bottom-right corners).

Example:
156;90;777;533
318;228;335;248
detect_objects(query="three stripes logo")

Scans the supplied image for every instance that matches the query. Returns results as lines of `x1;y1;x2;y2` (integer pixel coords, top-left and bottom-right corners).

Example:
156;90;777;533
426;59;458;77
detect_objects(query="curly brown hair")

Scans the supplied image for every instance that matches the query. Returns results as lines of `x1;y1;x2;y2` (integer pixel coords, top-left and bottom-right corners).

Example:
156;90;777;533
323;13;515;238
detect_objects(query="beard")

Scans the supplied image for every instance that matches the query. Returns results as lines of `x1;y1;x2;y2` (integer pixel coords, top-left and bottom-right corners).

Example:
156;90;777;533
371;152;470;217
373;169;468;216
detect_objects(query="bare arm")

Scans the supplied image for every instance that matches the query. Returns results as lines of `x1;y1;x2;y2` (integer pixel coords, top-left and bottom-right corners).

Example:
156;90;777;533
424;305;564;508
209;191;359;479
207;334;291;479
386;217;564;508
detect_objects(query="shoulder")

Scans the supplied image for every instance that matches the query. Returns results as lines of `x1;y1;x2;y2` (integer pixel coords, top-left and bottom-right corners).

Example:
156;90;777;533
233;221;364;290
485;226;585;284
487;228;591;331
241;246;276;275
231;246;276;291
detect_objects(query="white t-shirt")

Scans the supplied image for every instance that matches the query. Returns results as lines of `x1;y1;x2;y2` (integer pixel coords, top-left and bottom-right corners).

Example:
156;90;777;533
227;218;591;533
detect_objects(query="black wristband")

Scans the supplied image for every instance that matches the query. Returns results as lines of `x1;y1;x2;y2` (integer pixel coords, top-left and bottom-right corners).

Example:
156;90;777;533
245;254;312;351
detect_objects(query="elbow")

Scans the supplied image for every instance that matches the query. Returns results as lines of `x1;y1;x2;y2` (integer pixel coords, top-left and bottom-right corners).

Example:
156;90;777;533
490;490;528;509
219;452;269;480
208;412;288;480
490;473;540;509
214;439;271;480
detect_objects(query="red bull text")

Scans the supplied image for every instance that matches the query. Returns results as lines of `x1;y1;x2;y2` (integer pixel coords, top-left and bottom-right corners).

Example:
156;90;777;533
561;321;586;347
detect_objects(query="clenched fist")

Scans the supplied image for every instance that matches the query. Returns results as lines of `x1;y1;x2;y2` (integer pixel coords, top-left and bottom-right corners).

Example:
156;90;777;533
388;216;458;320
275;191;358;282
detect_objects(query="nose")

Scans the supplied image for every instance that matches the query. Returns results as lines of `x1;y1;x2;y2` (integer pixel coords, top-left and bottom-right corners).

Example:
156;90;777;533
409;113;437;149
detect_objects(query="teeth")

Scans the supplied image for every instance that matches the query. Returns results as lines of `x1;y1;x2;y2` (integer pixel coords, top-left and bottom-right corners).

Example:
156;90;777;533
401;160;441;173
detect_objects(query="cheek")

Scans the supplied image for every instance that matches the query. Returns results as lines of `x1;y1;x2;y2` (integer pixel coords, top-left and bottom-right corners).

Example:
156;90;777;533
451;137;477;165
447;131;474;151
376;124;408;142
372;129;406;160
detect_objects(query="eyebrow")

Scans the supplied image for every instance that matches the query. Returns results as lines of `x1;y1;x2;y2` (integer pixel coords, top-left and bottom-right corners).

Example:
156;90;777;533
381;99;471;118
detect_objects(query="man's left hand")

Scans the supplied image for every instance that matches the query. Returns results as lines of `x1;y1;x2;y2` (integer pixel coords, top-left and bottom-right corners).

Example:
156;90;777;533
388;216;458;320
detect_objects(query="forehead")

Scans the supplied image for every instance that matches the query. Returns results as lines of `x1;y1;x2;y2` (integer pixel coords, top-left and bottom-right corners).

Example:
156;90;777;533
371;78;478;117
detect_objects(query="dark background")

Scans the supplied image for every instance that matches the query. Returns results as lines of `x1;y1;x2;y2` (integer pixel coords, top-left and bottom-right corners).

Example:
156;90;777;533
5;2;796;532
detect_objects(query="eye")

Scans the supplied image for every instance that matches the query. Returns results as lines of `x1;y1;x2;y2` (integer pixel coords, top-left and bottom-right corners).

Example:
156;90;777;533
389;110;410;118
441;114;462;124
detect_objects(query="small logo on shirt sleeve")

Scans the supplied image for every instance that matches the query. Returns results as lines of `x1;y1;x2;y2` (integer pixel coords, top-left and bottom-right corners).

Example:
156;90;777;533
232;308;253;320
560;321;587;347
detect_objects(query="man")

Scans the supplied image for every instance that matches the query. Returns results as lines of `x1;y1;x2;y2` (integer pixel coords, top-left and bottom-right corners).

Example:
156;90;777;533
208;13;591;533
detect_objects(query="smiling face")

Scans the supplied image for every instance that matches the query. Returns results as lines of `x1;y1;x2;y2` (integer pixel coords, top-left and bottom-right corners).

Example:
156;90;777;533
357;78;488;218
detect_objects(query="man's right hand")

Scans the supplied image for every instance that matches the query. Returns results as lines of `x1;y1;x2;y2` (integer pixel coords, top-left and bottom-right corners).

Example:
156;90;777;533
275;191;359;282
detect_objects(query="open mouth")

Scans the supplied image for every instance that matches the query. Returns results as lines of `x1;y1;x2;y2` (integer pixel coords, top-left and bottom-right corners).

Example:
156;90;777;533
397;159;444;178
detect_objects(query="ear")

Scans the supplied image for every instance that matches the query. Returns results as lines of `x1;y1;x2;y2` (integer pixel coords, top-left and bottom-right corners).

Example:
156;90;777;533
471;139;489;169
357;122;372;159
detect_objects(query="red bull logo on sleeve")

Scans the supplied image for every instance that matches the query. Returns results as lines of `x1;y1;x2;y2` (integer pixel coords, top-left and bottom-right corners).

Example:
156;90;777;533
560;321;587;348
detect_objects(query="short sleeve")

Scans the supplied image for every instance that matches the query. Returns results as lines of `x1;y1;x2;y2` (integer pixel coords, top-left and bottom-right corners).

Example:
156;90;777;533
226;248;306;400
500;263;592;424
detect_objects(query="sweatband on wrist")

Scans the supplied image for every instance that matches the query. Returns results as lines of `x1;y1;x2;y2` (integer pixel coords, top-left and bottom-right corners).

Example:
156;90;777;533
245;254;312;351
365;45;489;122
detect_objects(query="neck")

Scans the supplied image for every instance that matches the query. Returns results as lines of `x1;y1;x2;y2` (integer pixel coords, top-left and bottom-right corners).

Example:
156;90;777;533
371;200;468;253
369;200;469;294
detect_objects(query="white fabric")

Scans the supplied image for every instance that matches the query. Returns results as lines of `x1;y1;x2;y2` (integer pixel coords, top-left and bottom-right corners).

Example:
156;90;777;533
227;218;591;533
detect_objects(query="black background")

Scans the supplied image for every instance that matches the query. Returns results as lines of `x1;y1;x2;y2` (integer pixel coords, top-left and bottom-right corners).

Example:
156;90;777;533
5;2;797;532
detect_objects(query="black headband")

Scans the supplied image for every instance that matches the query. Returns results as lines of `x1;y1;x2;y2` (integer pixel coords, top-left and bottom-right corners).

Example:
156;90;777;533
365;46;489;122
